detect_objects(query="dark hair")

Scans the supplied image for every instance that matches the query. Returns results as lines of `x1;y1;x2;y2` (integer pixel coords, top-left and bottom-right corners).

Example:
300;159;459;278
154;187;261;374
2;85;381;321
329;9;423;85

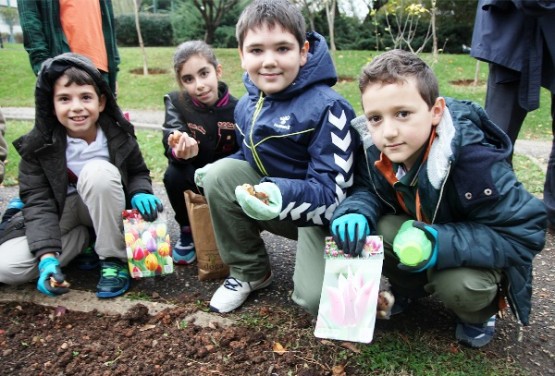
236;0;306;50
358;50;439;109
173;40;218;88
60;67;102;97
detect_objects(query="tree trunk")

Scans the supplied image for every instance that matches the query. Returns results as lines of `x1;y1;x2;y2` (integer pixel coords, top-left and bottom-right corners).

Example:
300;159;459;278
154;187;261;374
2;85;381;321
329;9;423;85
325;0;336;52
133;0;148;76
431;0;438;63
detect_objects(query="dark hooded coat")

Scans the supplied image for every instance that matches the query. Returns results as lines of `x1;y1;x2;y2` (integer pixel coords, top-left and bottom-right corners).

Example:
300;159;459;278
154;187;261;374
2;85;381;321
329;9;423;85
12;53;153;258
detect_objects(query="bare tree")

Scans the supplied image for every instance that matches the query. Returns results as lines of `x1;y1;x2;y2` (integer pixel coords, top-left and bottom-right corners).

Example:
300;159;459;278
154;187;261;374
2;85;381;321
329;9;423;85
0;6;18;44
324;0;337;52
133;0;149;75
292;0;317;31
380;0;434;54
190;0;240;45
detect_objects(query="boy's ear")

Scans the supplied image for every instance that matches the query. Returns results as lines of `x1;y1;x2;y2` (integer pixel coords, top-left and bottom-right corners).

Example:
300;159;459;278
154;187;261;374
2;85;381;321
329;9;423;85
300;40;309;67
216;63;223;79
239;47;246;70
99;94;107;113
431;97;445;126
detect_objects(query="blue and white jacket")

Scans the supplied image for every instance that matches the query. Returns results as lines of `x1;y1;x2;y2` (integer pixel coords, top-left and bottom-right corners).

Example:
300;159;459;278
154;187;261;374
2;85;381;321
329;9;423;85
231;32;359;226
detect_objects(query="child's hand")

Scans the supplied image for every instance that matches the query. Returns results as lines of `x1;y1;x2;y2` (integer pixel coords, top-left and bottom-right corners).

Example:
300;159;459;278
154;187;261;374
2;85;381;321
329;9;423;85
169;131;199;160
131;193;164;222
37;257;70;297
330;213;369;256
235;182;282;221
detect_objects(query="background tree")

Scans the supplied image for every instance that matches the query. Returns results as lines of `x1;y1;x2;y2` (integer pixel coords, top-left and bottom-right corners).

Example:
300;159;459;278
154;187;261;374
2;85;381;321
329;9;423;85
0;6;19;43
133;0;149;75
188;0;240;45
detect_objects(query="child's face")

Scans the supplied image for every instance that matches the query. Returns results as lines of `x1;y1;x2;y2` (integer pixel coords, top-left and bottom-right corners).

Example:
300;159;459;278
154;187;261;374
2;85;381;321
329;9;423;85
179;54;223;106
53;75;106;144
361;77;445;171
239;23;308;95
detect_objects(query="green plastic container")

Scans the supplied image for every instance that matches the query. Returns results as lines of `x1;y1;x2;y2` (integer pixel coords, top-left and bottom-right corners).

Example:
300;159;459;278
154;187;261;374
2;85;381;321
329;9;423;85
393;220;431;266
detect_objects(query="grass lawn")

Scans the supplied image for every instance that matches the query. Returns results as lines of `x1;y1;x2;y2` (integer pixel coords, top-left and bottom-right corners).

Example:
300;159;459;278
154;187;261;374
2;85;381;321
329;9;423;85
1;43;552;139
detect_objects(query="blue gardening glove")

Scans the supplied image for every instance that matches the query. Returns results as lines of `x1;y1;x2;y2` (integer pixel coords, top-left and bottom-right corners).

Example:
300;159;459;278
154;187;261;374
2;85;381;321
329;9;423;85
331;213;370;256
235;182;282;221
131;193;163;222
393;220;438;273
194;163;213;188
37;257;69;297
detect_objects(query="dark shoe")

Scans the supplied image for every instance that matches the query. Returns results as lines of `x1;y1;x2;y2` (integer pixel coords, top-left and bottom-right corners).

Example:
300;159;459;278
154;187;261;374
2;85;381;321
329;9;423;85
96;258;130;298
172;226;196;265
75;244;99;270
390;294;412;316
456;315;496;348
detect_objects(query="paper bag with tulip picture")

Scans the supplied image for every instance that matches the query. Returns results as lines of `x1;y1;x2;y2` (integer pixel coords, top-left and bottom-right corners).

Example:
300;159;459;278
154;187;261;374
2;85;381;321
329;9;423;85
123;209;174;278
184;190;229;281
314;236;384;343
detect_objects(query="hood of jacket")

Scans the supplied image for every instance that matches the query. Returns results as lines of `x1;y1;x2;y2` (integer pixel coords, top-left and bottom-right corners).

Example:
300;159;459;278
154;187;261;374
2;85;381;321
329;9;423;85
242;31;337;100
18;53;133;157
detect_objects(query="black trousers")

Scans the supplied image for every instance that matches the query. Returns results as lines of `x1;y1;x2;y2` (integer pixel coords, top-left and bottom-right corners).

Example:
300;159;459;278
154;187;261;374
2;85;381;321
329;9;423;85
486;64;555;223
163;163;201;228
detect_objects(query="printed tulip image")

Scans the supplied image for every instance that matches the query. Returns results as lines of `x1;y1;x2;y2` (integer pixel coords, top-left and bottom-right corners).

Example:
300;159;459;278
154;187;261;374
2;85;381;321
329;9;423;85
325;266;377;327
315;236;384;344
133;246;147;261
123;209;174;278
145;253;159;271
158;242;170;257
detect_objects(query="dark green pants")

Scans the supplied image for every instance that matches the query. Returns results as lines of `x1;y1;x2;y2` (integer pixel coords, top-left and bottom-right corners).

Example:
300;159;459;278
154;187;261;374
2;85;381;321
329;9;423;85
378;214;501;323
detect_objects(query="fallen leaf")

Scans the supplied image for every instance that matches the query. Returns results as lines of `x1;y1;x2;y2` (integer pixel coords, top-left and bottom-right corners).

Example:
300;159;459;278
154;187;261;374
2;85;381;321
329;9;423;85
332;364;346;376
340;341;361;353
139;324;157;332
54;306;67;317
273;342;286;355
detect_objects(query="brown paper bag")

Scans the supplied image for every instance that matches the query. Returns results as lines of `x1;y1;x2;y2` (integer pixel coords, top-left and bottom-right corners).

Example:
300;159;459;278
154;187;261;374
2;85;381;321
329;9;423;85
184;190;229;281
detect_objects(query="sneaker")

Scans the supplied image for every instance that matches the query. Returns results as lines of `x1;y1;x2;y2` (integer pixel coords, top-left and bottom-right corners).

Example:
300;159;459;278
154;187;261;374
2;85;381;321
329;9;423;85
209;271;273;313
456;315;496;348
75;244;99;270
96;258;130;298
172;226;196;265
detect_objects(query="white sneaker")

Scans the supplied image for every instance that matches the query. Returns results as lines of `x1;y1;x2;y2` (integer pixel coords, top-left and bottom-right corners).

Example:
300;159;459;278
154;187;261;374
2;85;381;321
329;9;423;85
209;271;273;313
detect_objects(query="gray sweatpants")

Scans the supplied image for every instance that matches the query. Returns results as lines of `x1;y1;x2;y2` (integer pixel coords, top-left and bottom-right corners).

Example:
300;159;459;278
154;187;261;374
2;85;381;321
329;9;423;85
0;160;127;284
203;158;327;315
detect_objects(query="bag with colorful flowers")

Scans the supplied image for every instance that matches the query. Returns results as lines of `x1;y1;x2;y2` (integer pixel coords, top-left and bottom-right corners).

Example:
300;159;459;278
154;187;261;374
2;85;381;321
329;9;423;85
123;209;174;278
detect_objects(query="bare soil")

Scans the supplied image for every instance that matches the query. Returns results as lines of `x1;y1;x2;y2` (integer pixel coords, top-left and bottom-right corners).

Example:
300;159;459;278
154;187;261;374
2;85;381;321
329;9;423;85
0;184;554;375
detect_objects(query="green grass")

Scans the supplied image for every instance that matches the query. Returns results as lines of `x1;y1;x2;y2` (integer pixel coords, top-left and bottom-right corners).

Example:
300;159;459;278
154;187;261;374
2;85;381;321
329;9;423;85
1;44;552;139
4;120;545;195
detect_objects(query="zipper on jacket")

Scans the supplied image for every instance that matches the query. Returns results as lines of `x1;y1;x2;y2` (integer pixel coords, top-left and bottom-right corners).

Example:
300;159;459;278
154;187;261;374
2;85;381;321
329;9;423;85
249;93;268;175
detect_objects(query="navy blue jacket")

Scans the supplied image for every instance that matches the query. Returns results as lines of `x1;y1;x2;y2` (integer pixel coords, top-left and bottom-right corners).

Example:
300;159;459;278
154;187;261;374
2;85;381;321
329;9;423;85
231;32;359;226
333;98;546;325
471;0;555;110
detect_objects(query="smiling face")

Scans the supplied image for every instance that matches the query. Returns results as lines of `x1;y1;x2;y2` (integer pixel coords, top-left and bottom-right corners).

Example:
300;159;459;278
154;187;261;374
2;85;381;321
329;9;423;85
179;54;223;106
362;77;445;171
53;74;106;144
239;23;308;95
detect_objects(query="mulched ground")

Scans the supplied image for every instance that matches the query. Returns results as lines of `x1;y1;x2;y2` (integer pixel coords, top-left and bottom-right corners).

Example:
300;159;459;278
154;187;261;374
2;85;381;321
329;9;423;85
0;184;553;375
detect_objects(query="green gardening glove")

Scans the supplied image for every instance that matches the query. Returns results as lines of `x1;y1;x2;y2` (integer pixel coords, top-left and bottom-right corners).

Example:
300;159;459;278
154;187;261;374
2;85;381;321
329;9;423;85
235;182;282;221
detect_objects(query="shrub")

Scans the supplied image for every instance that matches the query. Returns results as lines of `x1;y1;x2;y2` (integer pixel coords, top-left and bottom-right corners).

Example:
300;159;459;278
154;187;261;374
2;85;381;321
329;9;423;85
116;13;173;47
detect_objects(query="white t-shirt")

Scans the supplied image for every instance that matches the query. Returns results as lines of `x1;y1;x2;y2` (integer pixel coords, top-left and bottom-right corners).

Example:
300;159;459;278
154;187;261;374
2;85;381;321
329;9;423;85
66;127;110;194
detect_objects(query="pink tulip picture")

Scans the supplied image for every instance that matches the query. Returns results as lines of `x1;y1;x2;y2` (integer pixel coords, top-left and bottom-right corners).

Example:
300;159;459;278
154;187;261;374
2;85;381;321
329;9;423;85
315;236;384;343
